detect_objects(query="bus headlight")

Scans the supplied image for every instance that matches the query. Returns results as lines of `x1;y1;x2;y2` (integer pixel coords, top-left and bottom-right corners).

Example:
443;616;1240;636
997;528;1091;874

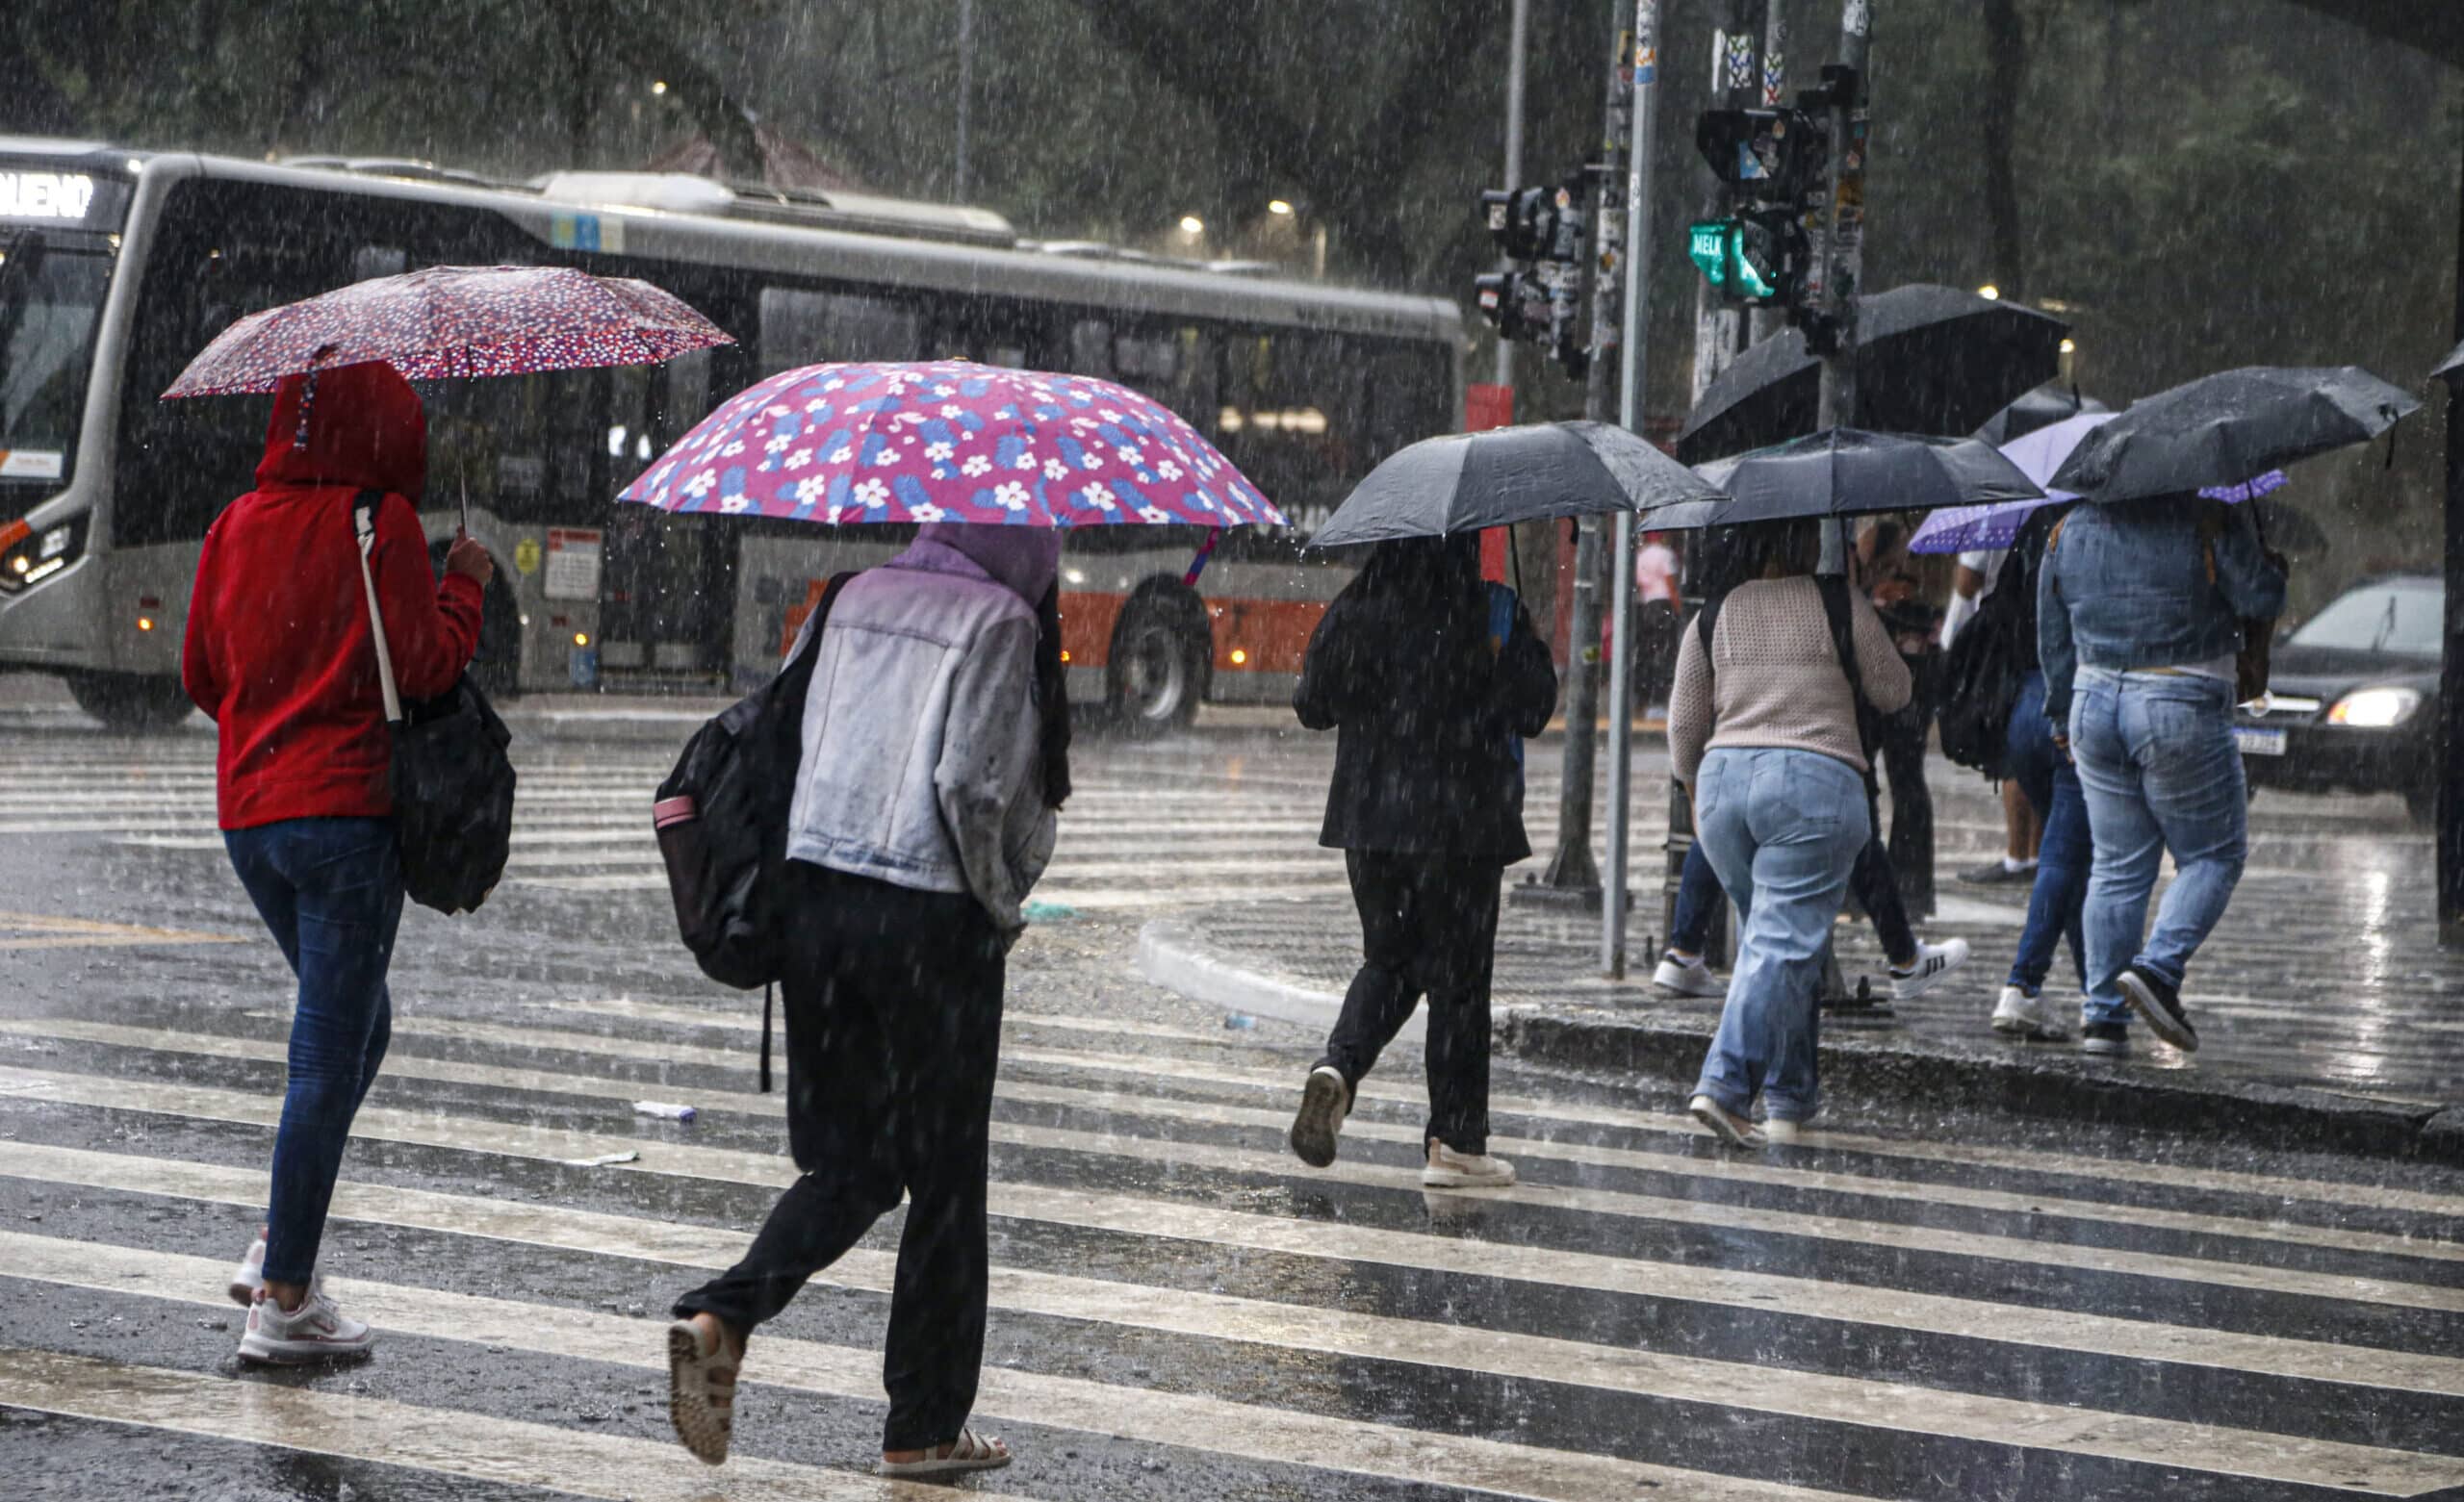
0;515;87;594
2327;687;2422;727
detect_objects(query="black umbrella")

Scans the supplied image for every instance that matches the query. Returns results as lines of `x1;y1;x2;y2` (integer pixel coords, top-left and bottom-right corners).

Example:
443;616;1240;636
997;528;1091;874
2431;340;2464;385
1308;420;1722;548
2048;366;2422;504
1972;383;2108;446
1676;284;2069;463
1653;429;2044;532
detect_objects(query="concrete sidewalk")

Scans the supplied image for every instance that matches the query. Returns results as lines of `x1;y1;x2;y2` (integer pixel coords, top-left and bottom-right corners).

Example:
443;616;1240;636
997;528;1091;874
1142;786;2464;1164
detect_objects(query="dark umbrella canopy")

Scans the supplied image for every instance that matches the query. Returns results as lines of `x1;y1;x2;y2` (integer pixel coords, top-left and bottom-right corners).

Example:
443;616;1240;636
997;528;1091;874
1663;429;2044;531
1308;420;1722;547
1972;383;2108;446
2049;366;2422;504
2430;340;2464;384
1676;284;2069;463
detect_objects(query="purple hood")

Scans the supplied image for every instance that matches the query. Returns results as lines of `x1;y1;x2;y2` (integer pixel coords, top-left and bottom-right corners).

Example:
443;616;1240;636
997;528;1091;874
901;522;1063;605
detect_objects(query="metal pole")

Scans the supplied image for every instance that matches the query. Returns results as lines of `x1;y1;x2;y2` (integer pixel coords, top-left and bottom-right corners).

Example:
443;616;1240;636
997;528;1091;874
954;0;975;200
1602;0;1663;978
1495;0;1531;389
1813;0;1871;429
2439;125;2464;947
1533;4;1635;900
1750;1;1789;344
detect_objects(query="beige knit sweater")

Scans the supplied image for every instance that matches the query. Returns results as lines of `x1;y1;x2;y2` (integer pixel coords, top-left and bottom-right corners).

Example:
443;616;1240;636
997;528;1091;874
1667;575;1913;789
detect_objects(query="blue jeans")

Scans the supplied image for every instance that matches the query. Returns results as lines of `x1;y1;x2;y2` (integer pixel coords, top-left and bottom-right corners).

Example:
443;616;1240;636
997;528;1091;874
1673;802;1912;966
1690;748;1871;1123
2002;671;2088;995
223;817;403;1285
2068;670;2247;1028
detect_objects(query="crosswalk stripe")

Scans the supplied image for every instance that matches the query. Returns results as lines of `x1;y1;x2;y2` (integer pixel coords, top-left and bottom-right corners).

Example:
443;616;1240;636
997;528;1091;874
474;998;2464;1224
0;1344;1028;1502
17;1017;2451;1311
0;1230;1894;1502
6;1063;2458;1403
34;1010;2454;1275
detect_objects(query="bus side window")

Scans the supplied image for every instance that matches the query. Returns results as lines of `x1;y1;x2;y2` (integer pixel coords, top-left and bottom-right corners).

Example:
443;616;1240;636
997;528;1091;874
757;288;919;375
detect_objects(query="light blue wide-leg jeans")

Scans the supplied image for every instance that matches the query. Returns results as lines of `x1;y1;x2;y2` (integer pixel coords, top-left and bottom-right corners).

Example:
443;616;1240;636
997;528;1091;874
1689;747;1871;1124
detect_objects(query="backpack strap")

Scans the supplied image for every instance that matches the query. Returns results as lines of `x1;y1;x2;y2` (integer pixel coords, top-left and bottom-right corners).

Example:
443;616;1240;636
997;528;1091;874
1694;587;1729;700
1815;573;1884;785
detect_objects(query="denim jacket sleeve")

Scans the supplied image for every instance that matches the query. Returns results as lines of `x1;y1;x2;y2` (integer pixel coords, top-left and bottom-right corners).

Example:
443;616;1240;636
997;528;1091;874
2212;501;2289;624
2038;528;2077;729
936;614;1044;931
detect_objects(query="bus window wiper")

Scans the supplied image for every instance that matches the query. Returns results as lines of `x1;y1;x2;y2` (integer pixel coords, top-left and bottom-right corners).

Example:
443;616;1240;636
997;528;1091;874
2370;594;2397;654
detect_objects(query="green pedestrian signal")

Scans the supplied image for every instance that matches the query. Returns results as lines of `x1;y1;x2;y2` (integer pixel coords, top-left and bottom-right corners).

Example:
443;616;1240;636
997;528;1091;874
1685;216;1795;303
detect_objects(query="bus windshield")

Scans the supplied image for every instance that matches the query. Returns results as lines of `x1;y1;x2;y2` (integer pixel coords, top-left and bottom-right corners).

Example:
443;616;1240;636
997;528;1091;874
0;231;114;486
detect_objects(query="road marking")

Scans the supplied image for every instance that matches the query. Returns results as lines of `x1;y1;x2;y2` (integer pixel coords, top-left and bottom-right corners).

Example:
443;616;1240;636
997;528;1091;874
0;1344;1032;1502
0;911;241;951
0;1231;1891;1502
5;1074;2461;1405
43;1008;2448;1274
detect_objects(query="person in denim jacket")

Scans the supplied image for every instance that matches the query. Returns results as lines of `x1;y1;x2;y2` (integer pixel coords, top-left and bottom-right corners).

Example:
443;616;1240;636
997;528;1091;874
2039;496;2286;1055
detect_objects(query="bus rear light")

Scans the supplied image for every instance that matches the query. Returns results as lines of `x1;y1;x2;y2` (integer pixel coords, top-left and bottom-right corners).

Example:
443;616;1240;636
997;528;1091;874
136;616;155;632
1059;649;1071;663
1228;648;1248;666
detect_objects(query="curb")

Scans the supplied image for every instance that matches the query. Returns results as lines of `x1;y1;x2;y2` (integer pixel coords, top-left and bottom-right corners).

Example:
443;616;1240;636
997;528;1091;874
1139;917;2459;1165
1494;1006;2462;1167
1136;919;1422;1043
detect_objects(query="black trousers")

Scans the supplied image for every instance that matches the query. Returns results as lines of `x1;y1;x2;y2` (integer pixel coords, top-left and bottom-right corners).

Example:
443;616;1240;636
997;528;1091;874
1320;851;1502;1155
673;862;1005;1453
1879;654;1937;917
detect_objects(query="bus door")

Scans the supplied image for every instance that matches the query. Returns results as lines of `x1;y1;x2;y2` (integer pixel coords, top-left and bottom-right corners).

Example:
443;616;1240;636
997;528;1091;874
599;348;730;682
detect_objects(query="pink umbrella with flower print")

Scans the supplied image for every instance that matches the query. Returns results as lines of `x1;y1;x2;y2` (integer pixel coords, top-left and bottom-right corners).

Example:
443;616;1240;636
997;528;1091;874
162;265;732;396
617;361;1283;529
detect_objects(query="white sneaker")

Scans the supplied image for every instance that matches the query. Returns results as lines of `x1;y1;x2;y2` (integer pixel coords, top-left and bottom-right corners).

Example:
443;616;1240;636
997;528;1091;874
1422;1138;1516;1188
226;1230;268;1308
1652;953;1726;999
1990;985;2072;1041
1289;1065;1350;1169
1761;1118;1803;1146
238;1286;373;1364
1689;1094;1766;1149
1888;939;1971;1001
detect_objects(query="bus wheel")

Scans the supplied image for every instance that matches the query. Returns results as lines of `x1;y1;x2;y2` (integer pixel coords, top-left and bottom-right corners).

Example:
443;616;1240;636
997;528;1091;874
1107;592;1205;738
65;672;194;732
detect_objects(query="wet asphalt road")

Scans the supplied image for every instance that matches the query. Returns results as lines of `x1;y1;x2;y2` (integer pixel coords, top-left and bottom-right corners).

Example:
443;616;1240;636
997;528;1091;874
4;710;2464;1502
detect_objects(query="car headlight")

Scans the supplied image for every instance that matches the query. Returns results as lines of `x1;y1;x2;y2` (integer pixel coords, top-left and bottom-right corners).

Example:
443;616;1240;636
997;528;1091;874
2326;687;2423;727
0;515;87;594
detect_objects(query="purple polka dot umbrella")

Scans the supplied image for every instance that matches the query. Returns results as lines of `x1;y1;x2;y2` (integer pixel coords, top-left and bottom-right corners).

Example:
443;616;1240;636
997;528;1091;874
161;265;732;397
618;361;1284;530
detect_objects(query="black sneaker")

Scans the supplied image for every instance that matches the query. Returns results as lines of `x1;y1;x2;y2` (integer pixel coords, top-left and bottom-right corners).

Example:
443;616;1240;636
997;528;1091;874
2118;965;2197;1052
2079;1022;2130;1056
1957;857;2037;886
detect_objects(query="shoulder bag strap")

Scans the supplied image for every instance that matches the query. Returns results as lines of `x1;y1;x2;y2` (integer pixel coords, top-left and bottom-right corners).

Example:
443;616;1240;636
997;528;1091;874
1816;574;1883;791
351;490;403;726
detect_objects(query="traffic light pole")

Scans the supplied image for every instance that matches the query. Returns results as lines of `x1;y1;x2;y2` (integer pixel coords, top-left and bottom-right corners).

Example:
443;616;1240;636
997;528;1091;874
1531;5;1638;902
2439;124;2464;948
1494;0;1531;391
1811;0;1870;429
1601;0;1664;978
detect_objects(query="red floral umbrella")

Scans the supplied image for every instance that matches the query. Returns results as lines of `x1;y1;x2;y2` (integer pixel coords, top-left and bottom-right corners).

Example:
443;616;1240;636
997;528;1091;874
161;264;732;397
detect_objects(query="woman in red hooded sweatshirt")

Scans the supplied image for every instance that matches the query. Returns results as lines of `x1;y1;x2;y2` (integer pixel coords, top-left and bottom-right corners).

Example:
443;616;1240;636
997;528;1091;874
180;361;490;1363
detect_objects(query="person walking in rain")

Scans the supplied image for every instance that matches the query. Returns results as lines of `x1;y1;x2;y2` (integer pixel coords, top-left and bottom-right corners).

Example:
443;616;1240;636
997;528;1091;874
1285;534;1555;1187
182;363;490;1362
1671;520;1911;1147
665;523;1070;1478
2039;495;2284;1054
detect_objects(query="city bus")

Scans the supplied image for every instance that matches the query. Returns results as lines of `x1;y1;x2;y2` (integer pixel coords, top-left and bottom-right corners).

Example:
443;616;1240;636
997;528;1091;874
0;140;1462;730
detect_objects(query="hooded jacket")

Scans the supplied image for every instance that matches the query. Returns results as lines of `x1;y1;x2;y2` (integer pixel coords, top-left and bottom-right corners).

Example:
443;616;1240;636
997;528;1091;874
783;524;1061;931
180;364;484;829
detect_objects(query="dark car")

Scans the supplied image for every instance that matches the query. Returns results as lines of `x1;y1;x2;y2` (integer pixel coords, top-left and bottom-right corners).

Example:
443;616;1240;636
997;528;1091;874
2237;573;2442;822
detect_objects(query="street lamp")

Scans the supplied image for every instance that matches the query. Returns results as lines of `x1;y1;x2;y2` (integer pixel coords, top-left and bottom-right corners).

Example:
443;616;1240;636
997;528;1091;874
1178;215;1205;235
651;80;668;96
1268;199;1295;216
1977;283;2002;300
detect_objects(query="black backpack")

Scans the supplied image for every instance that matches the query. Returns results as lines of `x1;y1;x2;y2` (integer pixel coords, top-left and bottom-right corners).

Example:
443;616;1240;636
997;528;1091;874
1936;549;2031;777
350;494;517;917
653;572;856;1090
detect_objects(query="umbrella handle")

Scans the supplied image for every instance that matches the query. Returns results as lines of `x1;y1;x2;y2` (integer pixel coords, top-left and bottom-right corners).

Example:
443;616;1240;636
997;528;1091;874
1182;526;1223;587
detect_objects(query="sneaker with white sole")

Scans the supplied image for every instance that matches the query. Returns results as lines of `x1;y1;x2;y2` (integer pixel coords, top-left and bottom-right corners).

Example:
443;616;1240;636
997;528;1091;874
1688;1093;1766;1149
238;1286;372;1364
1761;1117;1804;1146
2118;965;2198;1052
1652;952;1726;999
1989;985;2071;1041
2079;1021;2130;1056
667;1316;739;1465
1288;1065;1350;1169
226;1230;268;1308
1888;939;1971;1001
1422;1138;1516;1188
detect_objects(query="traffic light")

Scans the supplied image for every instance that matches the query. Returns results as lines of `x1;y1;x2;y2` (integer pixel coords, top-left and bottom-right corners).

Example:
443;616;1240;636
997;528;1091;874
1684;210;1807;305
1480;182;1586;266
1694;108;1826;205
1474;269;1551;343
1475;175;1590;376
